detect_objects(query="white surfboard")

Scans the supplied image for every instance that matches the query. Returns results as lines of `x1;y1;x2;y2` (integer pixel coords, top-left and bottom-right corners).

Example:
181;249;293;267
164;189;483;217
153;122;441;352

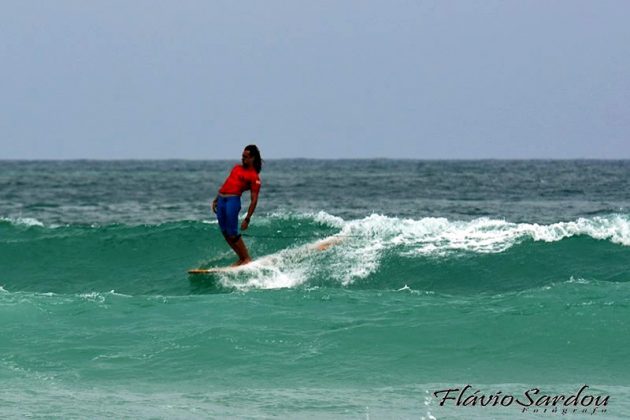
188;235;343;275
187;267;238;274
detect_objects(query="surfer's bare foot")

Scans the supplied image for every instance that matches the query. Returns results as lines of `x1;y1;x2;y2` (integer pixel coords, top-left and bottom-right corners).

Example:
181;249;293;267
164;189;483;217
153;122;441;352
238;258;252;266
230;258;252;267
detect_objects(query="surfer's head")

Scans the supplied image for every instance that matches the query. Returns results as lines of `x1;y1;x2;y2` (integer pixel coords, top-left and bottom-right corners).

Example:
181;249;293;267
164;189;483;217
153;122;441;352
243;145;263;173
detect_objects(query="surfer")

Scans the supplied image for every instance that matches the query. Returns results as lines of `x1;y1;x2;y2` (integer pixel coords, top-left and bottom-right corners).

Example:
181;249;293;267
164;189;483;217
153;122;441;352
212;145;262;266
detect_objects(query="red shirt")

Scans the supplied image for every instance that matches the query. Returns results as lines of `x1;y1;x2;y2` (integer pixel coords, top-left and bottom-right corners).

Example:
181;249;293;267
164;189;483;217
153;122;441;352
219;164;261;196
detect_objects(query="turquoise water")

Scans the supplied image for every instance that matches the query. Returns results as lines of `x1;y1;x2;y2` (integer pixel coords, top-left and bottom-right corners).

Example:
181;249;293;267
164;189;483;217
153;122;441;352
1;160;629;418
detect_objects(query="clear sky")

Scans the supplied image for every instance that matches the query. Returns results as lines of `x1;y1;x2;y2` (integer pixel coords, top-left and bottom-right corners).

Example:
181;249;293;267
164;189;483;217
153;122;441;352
1;1;629;159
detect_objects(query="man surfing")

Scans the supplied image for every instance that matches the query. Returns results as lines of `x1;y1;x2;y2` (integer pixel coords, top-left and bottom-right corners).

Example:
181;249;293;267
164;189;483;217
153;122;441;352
211;145;263;266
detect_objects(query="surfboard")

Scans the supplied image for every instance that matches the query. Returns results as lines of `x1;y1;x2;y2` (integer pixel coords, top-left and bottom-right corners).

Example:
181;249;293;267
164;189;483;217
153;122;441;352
188;235;343;275
187;259;261;274
187;256;272;275
187;267;240;275
313;236;343;251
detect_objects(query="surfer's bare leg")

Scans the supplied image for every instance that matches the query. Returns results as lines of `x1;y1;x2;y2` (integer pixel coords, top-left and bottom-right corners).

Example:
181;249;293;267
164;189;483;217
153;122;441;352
222;232;240;257
226;234;252;266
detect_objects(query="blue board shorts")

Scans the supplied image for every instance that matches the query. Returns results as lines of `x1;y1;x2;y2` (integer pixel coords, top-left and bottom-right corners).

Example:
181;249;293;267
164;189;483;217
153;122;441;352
216;195;241;237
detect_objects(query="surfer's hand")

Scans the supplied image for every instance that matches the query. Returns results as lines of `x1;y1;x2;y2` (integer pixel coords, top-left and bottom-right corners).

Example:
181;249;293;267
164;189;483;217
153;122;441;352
211;199;217;214
241;218;250;230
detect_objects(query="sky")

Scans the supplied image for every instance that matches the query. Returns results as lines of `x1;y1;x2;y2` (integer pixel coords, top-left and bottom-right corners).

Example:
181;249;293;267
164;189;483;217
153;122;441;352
1;0;629;159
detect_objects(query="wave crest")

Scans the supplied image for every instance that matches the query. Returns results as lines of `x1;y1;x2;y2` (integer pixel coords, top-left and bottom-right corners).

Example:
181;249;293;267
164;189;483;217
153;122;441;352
332;213;630;257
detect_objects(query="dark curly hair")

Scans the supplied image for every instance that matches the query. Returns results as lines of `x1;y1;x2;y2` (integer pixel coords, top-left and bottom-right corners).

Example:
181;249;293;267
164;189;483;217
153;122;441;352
245;144;263;173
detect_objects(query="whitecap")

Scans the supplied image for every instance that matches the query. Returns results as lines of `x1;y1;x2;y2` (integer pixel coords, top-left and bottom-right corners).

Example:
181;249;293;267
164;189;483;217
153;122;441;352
0;216;45;227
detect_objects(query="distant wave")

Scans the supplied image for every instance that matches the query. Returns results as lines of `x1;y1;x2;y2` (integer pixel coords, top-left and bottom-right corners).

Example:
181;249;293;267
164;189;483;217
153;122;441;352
0;216;46;227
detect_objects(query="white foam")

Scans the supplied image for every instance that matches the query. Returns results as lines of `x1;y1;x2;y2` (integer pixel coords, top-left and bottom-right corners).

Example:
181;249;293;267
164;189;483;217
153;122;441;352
312;213;630;284
78;290;131;302
213;231;365;290
213;248;313;290
79;292;107;303
311;211;346;228
0;216;45;227
331;213;630;257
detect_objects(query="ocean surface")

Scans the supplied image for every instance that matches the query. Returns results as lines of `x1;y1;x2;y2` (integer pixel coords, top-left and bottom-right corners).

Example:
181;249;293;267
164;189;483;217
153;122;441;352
1;159;629;419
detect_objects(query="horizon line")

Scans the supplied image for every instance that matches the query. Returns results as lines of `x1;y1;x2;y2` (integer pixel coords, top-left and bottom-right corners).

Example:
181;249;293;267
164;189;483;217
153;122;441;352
1;157;630;162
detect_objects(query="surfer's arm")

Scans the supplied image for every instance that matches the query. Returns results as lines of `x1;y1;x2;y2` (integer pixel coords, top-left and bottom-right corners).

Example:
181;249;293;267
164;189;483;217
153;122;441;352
212;194;218;213
241;190;259;230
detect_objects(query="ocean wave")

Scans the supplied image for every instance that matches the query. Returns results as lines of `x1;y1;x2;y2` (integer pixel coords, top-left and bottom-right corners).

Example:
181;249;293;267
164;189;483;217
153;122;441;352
331;213;630;257
3;212;629;250
2;212;629;293
197;212;630;290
